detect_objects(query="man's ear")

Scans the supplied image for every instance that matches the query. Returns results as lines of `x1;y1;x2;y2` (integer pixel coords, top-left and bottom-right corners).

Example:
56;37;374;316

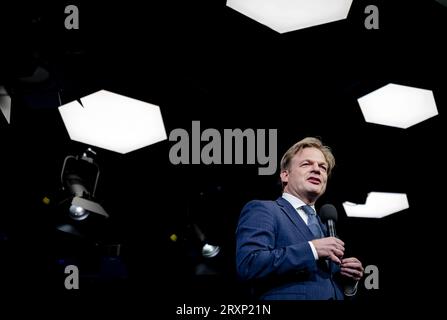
280;170;289;184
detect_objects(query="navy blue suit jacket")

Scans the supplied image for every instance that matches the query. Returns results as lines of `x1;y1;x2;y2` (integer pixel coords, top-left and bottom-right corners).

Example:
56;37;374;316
236;197;344;300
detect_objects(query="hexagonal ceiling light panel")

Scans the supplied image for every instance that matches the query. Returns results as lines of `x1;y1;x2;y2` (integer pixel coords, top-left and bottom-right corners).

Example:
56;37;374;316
343;192;409;218
226;0;353;33
59;90;167;154
0;86;11;124
357;84;438;129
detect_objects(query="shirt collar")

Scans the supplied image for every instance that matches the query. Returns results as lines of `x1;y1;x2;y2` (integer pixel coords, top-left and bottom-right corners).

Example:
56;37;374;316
282;192;316;211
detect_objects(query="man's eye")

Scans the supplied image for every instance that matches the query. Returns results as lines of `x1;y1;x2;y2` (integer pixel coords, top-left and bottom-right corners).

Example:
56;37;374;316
320;165;327;171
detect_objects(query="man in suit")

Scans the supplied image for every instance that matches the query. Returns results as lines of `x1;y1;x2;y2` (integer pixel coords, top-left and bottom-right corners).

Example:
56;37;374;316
236;137;363;300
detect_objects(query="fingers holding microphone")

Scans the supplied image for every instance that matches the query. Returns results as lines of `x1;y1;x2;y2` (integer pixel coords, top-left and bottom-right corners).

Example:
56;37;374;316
311;237;345;264
318;205;364;281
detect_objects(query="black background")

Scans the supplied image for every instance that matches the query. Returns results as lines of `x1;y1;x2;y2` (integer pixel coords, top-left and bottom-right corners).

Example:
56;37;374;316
1;0;446;315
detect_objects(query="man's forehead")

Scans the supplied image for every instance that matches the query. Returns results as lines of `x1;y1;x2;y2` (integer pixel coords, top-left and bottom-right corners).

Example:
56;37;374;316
293;147;327;162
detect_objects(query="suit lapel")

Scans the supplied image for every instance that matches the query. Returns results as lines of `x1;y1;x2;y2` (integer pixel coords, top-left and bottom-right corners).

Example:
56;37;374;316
277;197;333;272
276;197;314;240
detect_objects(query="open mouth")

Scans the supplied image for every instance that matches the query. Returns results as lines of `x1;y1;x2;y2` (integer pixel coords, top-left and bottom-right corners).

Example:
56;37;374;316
307;177;321;185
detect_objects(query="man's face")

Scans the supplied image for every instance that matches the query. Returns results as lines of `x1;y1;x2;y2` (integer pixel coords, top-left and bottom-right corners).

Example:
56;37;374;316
281;147;328;204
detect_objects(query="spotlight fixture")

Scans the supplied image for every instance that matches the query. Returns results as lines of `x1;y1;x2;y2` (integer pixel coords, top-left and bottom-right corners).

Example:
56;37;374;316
192;223;221;259
55;148;109;237
226;0;353;33
170;223;221;259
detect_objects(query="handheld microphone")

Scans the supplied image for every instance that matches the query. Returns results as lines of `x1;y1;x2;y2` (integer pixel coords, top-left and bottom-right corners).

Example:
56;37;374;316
319;204;342;269
319;204;338;238
320;205;358;295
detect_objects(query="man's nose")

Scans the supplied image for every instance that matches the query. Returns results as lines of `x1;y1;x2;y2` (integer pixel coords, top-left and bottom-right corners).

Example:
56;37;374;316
311;163;320;172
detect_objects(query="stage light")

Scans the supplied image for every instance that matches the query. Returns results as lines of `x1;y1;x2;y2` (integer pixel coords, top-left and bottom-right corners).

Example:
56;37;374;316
192;223;221;259
357;84;438;129
343;192;409;218
55;148;109;237
58;90;167;154
68;196;109;221
170;223;221;258
201;243;221;259
226;0;353;33
69;203;87;220
0;86;11;124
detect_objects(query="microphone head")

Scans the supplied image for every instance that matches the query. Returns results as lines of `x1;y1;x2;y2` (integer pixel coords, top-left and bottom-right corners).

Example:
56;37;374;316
319;204;338;222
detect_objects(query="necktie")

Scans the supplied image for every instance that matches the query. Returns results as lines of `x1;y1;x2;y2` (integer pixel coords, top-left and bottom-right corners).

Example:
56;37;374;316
301;205;324;238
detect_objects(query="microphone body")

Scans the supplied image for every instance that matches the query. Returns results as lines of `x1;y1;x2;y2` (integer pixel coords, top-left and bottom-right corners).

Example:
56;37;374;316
320;204;358;297
327;219;336;238
320;204;342;270
319;204;338;238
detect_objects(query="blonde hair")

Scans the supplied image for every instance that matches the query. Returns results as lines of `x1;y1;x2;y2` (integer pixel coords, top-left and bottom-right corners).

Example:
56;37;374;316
280;137;335;176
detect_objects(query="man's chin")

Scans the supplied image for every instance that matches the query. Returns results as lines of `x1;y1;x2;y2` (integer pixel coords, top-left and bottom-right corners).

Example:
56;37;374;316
307;189;323;198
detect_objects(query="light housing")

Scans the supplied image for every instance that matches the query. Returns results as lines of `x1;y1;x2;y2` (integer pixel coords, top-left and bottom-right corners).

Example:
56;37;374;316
192;223;221;259
55;149;109;237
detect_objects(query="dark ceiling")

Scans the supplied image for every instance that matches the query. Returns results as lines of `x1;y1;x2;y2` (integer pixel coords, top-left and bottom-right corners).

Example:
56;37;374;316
0;0;446;311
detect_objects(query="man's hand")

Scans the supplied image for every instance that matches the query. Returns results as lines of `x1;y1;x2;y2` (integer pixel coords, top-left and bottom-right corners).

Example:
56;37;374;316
311;237;345;264
340;257;364;281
